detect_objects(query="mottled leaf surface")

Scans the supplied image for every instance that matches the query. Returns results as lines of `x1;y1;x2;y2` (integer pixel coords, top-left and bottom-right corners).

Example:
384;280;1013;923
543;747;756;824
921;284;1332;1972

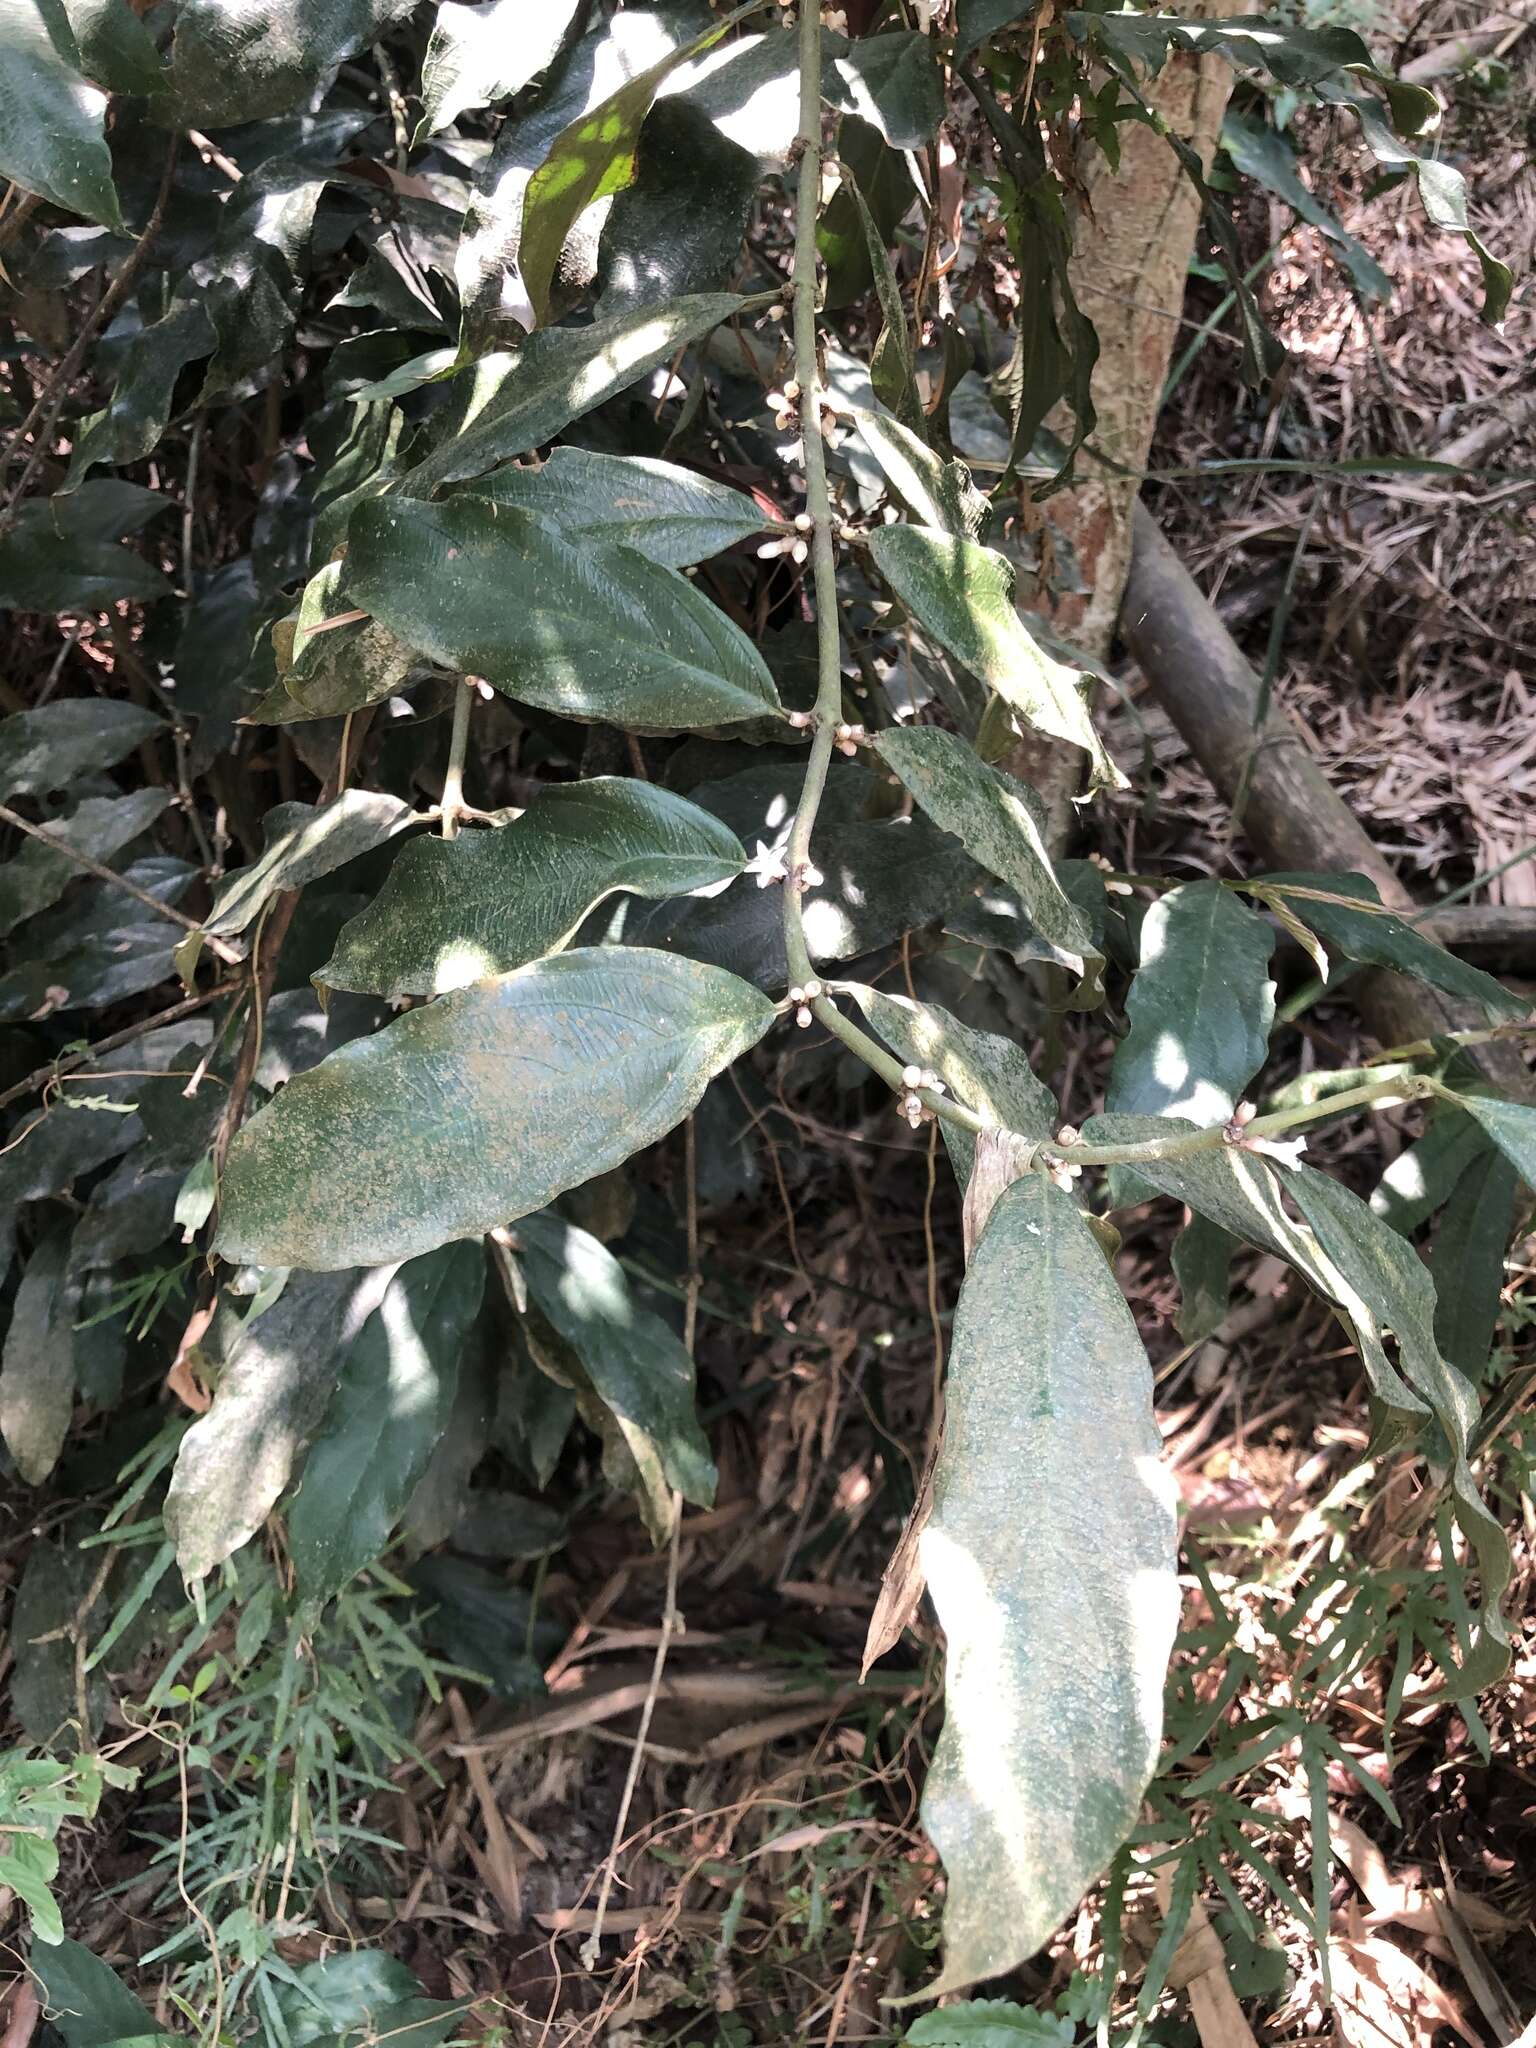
168;0;417;125
321;779;745;999
217;949;775;1269
202;791;416;942
0;700;163;799
465;448;772;566
346;496;781;729
920;1173;1178;1993
853;408;988;542
0;1227;74;1484
868;525;1123;791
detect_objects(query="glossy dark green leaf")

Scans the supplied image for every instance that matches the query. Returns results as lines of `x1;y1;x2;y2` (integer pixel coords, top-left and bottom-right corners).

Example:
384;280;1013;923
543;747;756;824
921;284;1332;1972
345;496;782;729
217;948;776;1270
1171;1214;1238;1343
200;791;416;943
920;1172;1178;1993
61;305;217;490
819;114;913;311
823;30;944;148
874;726;1101;984
30;1939;160;2048
1431;1145;1519;1386
1439;1089;1536;1192
0;1226;74;1484
164;1269;375;1581
271;1951;456;2048
868;525;1123;791
596;95;758;317
290;1241;487;1607
0;1021;203;1209
0;699;163;799
320;779;745;1000
519;1210;715;1537
0;789;171;937
167;0;418;126
1257;874;1525;1021
0;4;121;225
852;408;988;542
1221;113;1390;301
415;0;581;140
56;0;165;94
954;0;1034;58
1370;1108;1485;1235
409;291;751;491
664;26;798;165
0;486;172;611
465;448;772;567
1109;882;1275;1122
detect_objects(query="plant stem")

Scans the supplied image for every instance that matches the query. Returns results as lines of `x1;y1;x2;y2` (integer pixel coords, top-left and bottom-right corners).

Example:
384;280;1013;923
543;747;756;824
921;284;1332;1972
1055;1073;1436;1169
441;681;473;839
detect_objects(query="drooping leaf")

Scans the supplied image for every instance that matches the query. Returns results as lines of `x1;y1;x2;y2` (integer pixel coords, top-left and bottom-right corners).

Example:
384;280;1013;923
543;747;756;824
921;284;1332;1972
596;95;759;316
846;175;925;437
415;0;581;140
54;0;166;95
216;949;776;1269
0;1226;75;1484
164;1269;375;1581
406;290;751;490
1430;1145;1519;1386
868;525;1124;792
0;699;163;799
0;789;171;937
1108;882;1275;1122
1438;1088;1536;1192
198;790;417;943
0;485;172;610
919;1172;1179;1994
1255;874;1525;1021
0;2;121;225
167;0;418;126
464;448;773;567
1370;1108;1486;1234
345;496;782;729
290;1241;487;1608
852;408;989;543
63;303;218;490
1171;1213;1238;1343
30;1938;160;2048
1221;113;1390;302
874;726;1102;986
823;30;944;148
320;779;746;1000
518;1210;715;1538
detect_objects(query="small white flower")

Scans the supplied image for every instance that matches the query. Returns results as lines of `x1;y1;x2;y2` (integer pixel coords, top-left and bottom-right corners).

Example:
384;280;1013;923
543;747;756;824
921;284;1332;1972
746;840;790;889
1243;1134;1308;1169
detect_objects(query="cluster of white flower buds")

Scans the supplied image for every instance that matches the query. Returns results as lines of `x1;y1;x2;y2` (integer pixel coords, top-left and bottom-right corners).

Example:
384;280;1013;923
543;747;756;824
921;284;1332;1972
787;979;824;1028
1048;1123;1084;1192
1086;850;1135;897
898;1064;946;1127
758;533;811;564
767;380;800;431
1222;1100;1259;1143
834;721;867;756
787;709;814;730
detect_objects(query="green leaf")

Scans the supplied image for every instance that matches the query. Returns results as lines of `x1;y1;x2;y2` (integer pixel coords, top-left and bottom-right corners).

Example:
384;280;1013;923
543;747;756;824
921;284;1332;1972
1255;874;1525;1020
345;496;782;730
31;1939;158;2048
319;779;745;1000
873;726;1102;987
407;291;750;490
954;1;1034;59
920;1173;1178;1994
1370;1108;1485;1234
0;699;163;799
290;1242;487;1608
167;0;417;126
11;1538;108;1747
841;983;1058;1181
904;2000;1075;2047
852;407;989;542
819;114;914;310
164;1270;374;1581
415;0;581;140
55;0;165;95
846;175;925;438
518;5;748;328
270;1951;456;2048
0;2;121;225
518;1210;715;1537
216;948;775;1270
0;1226;74;1483
868;525;1124;792
1171;1214;1238;1343
823;30;944;148
1440;1089;1536;1189
1221;113;1390;302
200;791;416;943
1431;1144;1519;1386
62;302;217;489
408;1554;557;1700
0;485;172;610
595;95;759;317
464;448;772;567
257;559;416;725
0;789;171;937
4;1829;65;1944
1108;882;1275;1121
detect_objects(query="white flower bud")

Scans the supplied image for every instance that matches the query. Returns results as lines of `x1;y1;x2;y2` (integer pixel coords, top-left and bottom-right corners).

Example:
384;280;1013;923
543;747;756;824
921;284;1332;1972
802;979;822;1000
902;1064;923;1088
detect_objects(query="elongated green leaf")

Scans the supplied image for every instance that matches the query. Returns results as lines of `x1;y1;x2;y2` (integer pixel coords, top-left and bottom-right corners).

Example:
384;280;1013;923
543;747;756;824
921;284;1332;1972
847;176;925;437
167;0;417;125
920;1173;1178;1994
0;1227;74;1484
217;948;775;1269
518;1211;714;1538
1221;113;1390;302
955;0;1034;59
0;699;163;799
823;30;944;148
874;726;1101;985
1439;1089;1536;1191
596;97;759;315
408;291;750;492
1256;874;1525;1021
0;789;171;937
415;0;581;140
0;487;172;611
290;1242;486;1607
841;983;1058;1179
56;0;165;94
1370;1108;1485;1234
1109;882;1275;1121
852;408;988;542
164;1269;374;1581
519;5;745;328
465;448;772;567
1431;1145;1519;1386
868;526;1123;792
256;559;416;726
31;1939;159;2048
1171;1214;1238;1343
321;779;745;1000
201;791;416;943
346;497;782;730
0;2;120;225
